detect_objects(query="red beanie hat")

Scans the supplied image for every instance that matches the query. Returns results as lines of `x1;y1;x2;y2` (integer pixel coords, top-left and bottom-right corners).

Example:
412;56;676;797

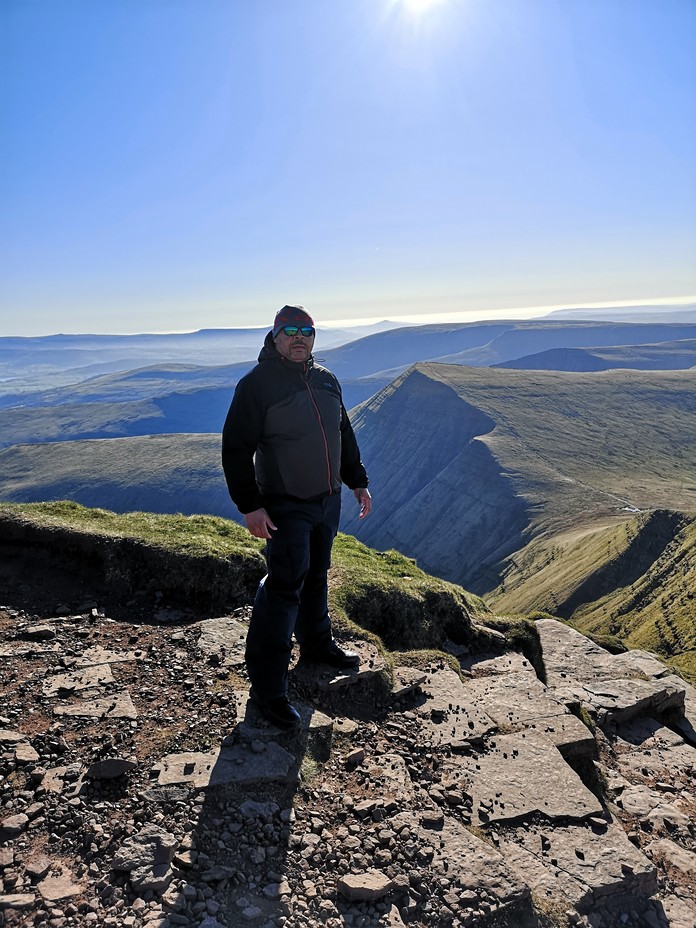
272;305;314;338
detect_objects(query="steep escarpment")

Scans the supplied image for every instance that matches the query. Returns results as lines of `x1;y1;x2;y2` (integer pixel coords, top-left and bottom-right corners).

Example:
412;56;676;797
556;510;689;621
343;364;696;596
340;368;530;593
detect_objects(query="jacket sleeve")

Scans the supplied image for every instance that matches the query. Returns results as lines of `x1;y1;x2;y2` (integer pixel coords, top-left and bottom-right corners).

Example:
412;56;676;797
339;402;369;489
221;375;265;514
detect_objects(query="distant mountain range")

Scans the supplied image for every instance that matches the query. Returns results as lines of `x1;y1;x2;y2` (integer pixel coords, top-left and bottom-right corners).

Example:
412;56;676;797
2;318;695;449
2;340;694;679
494;339;696;372
3;362;694;584
0;320;400;395
542;304;696;323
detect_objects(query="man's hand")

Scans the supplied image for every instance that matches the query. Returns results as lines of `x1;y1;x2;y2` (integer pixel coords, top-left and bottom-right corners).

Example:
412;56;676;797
245;508;277;539
354;488;372;520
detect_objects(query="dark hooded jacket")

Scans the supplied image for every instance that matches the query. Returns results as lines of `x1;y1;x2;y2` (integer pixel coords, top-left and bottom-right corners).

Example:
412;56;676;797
221;333;368;514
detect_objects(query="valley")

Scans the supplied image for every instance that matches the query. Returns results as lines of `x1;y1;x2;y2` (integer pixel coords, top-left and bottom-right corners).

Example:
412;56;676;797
1;315;695;683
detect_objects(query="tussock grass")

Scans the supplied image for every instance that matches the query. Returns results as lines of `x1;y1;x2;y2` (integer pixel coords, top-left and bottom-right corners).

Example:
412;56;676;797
331;533;488;651
489;510;696;684
0;499;262;559
1;501;510;660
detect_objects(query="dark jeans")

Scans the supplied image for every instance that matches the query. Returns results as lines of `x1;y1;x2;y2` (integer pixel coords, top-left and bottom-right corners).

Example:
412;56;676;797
245;493;341;700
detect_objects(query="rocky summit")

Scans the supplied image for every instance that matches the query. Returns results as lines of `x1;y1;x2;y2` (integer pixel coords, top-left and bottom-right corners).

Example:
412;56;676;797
1;548;695;928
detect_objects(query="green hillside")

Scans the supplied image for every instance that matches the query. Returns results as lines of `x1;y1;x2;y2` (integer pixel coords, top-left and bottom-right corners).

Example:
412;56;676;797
0;434;231;515
488;510;696;684
343;364;696;592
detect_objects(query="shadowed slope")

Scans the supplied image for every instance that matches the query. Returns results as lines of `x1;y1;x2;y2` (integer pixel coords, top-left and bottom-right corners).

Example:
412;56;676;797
340;368;530;592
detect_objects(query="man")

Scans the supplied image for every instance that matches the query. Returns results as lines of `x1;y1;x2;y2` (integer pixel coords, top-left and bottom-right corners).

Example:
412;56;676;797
222;305;371;728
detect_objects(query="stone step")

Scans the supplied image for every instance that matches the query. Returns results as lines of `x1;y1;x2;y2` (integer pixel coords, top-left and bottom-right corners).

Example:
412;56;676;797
412;665;498;749
441;730;603;826
500;822;657;915
463;670;596;762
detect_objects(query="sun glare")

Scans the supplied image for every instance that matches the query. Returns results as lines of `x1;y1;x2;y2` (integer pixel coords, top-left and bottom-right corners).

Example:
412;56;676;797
399;0;446;13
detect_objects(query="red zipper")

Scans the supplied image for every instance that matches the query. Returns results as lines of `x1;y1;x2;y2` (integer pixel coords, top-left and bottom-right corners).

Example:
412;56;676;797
302;365;332;495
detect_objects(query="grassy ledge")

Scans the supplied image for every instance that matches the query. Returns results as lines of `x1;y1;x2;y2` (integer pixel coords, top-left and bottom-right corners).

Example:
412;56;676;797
0;501;521;661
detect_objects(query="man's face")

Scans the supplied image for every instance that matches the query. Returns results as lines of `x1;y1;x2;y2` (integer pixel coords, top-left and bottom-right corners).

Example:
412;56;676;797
274;326;315;362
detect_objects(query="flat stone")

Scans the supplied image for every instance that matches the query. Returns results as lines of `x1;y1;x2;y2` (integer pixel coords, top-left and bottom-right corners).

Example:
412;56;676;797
113;825;177;871
0;848;14;868
449;731;602;825
154;741;296;788
0;894;36;910
662;674;696;746
87;757;137;779
461;651;535;676
616;785;692;837
537;619;619;683
14;742;40;763
1;813;29;836
21;623;56;640
41;765;84;794
337;870;394;902
645;838;696;877
500;822;657;913
661;896;696;928
25;856;51;879
200;866;235;882
421;809;445;830
414;666;497;748
0;729;26;745
429;816;534;922
537;620;686;729
38;872;83;902
233;695;333;761
614;718;696;782
364;753;415;801
463;671;596;760
74;645;142;666
131;862;173;894
241;906;263;922
581;678;684;729
195;615;248;666
611;650;673;679
54;691;138;719
142;786;191;804
391;666;427;697
43;665;114;696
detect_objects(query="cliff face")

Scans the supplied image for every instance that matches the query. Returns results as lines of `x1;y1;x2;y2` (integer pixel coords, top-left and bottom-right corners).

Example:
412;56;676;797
1;508;695;928
341;369;530;593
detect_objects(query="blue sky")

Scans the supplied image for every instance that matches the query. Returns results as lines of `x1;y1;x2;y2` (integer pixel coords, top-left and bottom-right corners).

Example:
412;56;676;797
2;0;695;335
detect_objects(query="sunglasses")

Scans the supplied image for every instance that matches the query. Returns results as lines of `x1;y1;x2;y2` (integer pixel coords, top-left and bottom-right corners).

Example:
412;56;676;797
281;325;315;337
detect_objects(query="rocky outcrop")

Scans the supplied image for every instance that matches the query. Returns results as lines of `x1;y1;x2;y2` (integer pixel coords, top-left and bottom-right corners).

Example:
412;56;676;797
2;586;695;928
0;508;265;609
